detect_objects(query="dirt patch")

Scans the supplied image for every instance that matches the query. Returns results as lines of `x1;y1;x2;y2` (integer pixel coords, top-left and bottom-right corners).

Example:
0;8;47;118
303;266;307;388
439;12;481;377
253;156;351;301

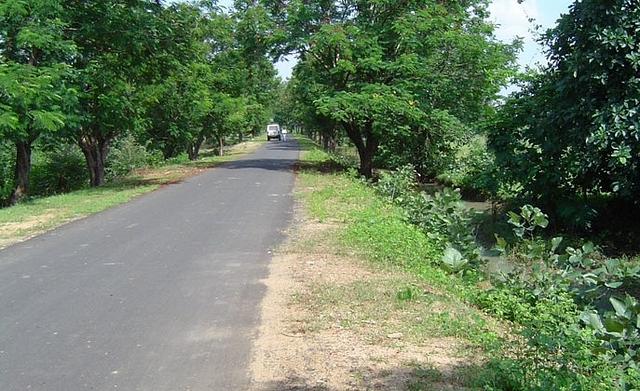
0;212;63;250
249;205;475;390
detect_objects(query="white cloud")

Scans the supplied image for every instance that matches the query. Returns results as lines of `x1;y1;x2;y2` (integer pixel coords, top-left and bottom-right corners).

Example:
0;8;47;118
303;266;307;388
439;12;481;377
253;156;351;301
489;0;574;70
488;0;545;68
488;0;538;41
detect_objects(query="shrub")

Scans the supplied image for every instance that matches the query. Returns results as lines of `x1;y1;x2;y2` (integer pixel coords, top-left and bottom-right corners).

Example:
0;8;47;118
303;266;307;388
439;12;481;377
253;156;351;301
477;204;640;389
0;142;14;205
30;144;88;197
106;133;162;180
437;135;499;200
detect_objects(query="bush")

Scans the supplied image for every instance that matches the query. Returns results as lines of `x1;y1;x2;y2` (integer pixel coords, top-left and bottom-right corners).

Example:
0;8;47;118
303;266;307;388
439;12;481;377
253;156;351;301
106;133;163;180
376;165;483;275
368;165;640;389
476;205;640;389
437;135;499;200
30;144;88;197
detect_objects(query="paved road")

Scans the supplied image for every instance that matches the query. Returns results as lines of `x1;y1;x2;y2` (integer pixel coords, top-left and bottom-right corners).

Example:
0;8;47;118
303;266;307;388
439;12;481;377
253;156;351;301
0;140;300;390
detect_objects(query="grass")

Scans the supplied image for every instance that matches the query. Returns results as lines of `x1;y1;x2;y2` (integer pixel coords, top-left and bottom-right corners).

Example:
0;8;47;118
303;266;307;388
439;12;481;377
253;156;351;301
293;139;640;390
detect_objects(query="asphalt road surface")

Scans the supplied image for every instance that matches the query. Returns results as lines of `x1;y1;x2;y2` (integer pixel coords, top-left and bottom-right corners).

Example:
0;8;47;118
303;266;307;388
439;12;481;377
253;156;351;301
0;139;301;390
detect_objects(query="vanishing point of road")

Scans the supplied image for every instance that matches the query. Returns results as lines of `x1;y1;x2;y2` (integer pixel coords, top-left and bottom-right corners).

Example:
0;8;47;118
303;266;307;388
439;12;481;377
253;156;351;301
0;139;301;390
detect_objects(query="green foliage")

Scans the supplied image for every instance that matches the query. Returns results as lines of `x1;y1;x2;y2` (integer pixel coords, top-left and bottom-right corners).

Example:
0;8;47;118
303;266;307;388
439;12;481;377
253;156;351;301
374;164;418;201
375;165;482;275
0;142;14;204
0;0;281;198
580;292;640;390
506;204;549;241
106;133;162;180
30;144;87;196
489;0;640;222
298;155;441;278
0;0;77;202
436;135;498;199
306;151;640;388
441;246;469;274
476;204;640;389
268;0;519;178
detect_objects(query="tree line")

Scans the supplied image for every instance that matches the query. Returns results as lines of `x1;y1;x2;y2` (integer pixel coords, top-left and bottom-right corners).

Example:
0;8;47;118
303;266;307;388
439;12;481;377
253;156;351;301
3;0;639;234
0;0;280;206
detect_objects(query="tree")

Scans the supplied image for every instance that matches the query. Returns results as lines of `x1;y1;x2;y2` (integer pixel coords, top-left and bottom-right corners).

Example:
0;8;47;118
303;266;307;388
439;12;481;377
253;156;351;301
231;0;280;136
0;0;76;204
64;0;168;187
143;64;214;160
265;0;518;178
489;0;640;216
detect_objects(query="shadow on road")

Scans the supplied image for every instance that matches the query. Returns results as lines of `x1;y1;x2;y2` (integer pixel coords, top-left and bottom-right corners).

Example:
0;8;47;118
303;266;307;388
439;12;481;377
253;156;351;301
223;140;302;172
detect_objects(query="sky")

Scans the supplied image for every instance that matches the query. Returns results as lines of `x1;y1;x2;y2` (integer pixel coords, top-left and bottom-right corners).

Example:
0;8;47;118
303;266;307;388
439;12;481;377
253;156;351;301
488;0;574;70
172;0;576;79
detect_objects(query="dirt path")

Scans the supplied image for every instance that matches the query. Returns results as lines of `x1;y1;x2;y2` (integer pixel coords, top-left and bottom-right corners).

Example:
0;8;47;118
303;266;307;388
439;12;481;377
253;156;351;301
248;202;475;390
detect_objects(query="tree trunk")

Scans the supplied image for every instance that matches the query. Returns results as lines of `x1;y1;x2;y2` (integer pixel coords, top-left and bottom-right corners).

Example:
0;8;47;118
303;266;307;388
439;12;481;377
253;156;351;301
319;117;337;152
342;120;377;178
79;130;110;187
217;136;224;156
8;141;32;206
186;133;205;161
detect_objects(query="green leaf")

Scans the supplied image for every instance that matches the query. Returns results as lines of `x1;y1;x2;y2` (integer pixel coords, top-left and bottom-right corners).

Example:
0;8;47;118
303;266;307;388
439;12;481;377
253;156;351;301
550;236;563;253
582;242;595;254
441;246;468;273
494;235;508;255
507;211;521;226
605;258;621;273
581;311;604;332
610;297;628;318
603;317;625;334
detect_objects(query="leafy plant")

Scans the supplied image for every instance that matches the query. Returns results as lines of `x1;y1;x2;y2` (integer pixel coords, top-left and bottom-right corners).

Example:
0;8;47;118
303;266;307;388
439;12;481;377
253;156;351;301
30;144;88;196
489;0;640;227
481;204;640;389
581;295;640;388
441;246;469;274
106;133;161;180
375;166;483;275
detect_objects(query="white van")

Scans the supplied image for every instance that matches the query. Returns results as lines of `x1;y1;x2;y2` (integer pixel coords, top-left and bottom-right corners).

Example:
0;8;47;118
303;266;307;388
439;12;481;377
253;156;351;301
266;123;281;141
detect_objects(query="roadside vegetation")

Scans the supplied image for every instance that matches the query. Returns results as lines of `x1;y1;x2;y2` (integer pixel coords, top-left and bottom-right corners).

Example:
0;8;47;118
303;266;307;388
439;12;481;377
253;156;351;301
1;0;280;206
295;138;640;390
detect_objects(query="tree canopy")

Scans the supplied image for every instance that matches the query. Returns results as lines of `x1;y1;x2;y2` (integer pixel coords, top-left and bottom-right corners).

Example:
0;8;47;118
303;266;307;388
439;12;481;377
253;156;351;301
4;0;638;223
